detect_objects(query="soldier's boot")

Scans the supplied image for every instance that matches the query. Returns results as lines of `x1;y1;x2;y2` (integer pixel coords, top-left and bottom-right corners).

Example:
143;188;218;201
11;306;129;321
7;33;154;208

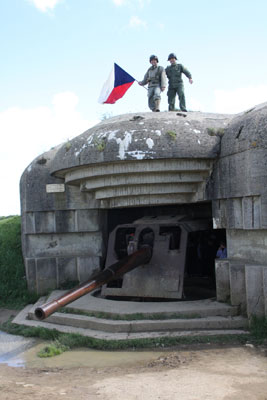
154;99;161;112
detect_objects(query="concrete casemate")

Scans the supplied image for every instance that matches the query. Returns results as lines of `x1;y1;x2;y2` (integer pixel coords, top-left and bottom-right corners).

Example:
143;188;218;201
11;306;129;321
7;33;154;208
20;104;267;318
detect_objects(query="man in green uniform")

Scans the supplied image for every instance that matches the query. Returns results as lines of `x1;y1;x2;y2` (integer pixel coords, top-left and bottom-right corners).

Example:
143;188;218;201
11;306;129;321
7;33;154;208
165;53;193;112
139;55;167;112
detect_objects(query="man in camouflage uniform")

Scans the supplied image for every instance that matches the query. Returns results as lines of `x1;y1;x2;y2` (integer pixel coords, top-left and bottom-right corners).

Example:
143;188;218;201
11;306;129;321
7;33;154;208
139;55;167;112
165;53;193;112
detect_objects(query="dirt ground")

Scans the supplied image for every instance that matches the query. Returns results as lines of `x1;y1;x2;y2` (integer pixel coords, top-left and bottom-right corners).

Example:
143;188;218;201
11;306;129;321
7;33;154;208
0;344;267;400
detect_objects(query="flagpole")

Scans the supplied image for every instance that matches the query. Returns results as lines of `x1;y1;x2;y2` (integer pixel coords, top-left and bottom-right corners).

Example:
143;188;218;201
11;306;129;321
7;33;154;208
135;79;148;91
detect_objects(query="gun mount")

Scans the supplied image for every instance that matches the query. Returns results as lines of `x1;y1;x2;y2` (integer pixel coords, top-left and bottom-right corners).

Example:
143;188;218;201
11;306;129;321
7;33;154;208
34;246;152;320
101;215;211;299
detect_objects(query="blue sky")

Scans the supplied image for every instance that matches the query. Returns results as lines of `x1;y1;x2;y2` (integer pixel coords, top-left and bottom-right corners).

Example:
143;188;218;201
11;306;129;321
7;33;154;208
1;0;267;215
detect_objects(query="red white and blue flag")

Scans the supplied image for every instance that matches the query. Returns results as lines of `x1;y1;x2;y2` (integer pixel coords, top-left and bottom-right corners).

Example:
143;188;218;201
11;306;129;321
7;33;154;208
98;63;135;104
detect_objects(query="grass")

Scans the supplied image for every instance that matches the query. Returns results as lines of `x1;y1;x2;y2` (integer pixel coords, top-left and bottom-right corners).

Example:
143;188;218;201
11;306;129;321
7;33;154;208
0;216;39;309
1;314;266;357
0;318;253;355
37;340;70;358
249;316;267;341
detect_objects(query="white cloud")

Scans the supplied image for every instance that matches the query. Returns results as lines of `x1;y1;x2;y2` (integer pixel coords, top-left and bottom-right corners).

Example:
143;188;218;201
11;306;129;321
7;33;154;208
129;15;147;28
28;0;63;13
0;92;99;216
215;85;267;114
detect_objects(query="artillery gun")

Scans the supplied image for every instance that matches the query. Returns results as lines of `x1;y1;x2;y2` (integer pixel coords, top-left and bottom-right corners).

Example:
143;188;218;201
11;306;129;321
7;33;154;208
35;215;211;320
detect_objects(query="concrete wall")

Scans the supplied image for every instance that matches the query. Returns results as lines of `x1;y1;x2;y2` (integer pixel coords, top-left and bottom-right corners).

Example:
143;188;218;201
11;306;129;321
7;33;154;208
209;103;267;318
20;146;107;294
215;260;267;318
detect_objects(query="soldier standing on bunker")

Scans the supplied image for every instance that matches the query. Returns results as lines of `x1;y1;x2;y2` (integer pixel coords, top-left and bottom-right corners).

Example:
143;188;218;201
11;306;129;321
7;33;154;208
139;55;167;112
165;53;193;112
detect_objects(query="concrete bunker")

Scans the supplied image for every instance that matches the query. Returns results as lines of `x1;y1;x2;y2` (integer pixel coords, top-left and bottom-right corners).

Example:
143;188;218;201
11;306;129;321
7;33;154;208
20;105;267;322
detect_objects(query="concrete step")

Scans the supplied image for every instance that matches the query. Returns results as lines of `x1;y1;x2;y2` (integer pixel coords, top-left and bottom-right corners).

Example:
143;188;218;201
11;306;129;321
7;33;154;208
29;312;248;333
18;294;249;340
32;291;241;319
13;306;249;341
27;296;248;334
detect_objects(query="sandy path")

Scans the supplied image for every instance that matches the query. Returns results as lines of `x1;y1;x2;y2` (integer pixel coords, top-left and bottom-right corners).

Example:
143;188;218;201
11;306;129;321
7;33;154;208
0;346;266;400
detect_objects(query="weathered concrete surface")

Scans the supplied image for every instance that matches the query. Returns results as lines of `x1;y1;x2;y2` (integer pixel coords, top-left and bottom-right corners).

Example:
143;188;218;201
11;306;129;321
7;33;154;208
50;111;230;173
14;305;249;340
245;265;265;318
215;260;230;302
14;295;249;339
30;291;240;318
47;111;231;209
30;313;248;333
263;267;267;317
208;102;267;231
227;229;267;265
229;261;247;314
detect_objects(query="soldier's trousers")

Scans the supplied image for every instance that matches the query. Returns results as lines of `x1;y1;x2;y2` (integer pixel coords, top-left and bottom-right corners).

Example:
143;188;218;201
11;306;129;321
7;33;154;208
168;84;186;111
148;86;161;111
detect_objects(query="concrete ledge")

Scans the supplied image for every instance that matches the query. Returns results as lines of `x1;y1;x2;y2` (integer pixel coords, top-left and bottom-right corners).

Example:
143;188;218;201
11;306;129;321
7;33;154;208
29;312;248;333
31;291;239;318
13;306;249;341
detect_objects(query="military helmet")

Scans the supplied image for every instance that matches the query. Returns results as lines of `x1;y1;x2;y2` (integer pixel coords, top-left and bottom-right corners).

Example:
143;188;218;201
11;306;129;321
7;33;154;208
149;54;158;62
168;53;177;60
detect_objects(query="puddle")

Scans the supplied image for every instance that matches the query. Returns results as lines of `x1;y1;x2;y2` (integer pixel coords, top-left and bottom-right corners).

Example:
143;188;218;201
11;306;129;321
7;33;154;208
22;344;166;369
0;332;166;369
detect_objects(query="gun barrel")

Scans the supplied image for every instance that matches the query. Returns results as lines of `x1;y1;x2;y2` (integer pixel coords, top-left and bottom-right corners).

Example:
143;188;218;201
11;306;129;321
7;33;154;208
34;246;152;320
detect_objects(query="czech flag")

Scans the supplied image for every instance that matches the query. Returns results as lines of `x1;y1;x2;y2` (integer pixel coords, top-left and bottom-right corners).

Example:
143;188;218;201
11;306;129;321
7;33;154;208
98;63;135;104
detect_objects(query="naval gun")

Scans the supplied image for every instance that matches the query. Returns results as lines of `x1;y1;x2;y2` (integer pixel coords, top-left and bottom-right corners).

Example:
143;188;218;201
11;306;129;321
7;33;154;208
34;215;210;320
34;246;152;320
101;215;210;299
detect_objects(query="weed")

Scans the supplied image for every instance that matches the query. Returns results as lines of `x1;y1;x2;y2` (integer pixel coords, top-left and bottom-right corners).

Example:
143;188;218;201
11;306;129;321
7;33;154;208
166;130;177;140
65;141;71;151
37;339;69;358
94;138;106;151
207;127;225;137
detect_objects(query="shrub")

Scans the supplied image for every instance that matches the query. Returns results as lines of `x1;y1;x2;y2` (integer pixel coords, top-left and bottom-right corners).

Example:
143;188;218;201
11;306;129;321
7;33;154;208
0;216;38;308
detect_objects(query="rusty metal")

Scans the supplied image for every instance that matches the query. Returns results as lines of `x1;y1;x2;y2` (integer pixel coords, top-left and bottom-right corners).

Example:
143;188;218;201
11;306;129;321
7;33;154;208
34;246;152;320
